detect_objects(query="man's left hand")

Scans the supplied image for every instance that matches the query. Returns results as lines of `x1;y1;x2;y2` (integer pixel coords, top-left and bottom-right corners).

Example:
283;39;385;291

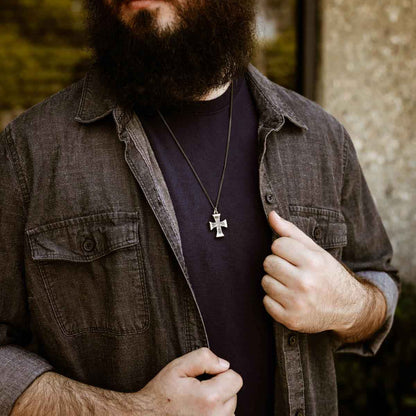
261;210;381;336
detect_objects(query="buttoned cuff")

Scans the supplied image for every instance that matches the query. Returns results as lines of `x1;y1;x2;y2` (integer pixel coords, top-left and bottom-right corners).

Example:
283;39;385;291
333;270;399;357
0;345;53;415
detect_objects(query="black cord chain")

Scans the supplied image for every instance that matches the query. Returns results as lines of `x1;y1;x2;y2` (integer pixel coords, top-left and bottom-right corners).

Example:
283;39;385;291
157;81;234;213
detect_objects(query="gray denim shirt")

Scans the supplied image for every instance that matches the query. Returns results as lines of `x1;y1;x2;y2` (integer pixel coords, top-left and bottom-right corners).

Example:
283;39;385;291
0;64;400;416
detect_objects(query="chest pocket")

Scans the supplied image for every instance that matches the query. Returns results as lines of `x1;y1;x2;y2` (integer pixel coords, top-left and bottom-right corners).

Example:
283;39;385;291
288;205;348;260
26;212;149;337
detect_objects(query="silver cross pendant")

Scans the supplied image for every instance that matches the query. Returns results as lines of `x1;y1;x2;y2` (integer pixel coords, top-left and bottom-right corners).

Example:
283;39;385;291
209;209;228;238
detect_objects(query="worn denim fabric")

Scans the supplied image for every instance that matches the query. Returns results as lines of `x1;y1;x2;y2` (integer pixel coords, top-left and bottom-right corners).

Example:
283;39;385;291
0;64;400;416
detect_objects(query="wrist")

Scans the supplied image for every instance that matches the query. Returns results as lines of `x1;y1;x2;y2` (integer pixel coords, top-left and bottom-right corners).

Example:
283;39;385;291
330;273;371;339
331;275;387;343
128;389;154;416
12;371;151;416
332;282;372;338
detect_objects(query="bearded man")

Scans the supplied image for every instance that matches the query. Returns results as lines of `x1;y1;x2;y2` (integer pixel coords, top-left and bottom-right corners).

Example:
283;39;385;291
0;0;399;415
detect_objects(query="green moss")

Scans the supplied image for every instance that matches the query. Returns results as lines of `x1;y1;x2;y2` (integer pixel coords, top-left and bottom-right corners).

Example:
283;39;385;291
0;0;90;110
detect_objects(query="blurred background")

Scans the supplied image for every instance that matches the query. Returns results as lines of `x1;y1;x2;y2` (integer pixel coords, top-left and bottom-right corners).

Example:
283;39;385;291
0;0;415;414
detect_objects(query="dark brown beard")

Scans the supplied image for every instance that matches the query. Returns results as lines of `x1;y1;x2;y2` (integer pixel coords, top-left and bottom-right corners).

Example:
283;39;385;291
85;0;257;111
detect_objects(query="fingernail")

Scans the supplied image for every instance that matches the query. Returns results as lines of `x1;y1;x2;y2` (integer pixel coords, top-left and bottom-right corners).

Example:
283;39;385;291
219;358;230;368
273;210;280;218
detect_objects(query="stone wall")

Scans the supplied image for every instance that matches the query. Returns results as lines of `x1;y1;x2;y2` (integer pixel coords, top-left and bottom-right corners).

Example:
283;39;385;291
318;0;416;282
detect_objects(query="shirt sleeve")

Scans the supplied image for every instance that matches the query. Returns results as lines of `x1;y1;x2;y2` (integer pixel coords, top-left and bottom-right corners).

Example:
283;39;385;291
0;127;53;415
332;127;401;357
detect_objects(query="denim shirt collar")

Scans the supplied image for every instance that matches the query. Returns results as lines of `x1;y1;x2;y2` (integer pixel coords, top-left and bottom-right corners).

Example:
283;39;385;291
74;63;308;131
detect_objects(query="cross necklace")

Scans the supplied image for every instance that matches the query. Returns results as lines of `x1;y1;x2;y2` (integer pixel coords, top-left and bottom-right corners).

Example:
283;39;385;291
157;81;234;238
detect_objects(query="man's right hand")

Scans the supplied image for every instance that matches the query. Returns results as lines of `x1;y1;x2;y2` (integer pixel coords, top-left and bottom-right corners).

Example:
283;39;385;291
137;347;243;415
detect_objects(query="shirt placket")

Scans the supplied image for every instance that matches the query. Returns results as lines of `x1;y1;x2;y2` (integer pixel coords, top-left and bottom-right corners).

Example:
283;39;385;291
112;107;210;352
258;122;306;416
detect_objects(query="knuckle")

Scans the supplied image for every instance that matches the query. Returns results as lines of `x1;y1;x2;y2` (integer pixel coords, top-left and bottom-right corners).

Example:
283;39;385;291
299;276;314;293
199;347;214;361
261;274;271;289
271;238;282;253
264;295;277;312
224;370;243;393
263;255;274;271
236;373;244;389
229;369;243;382
308;253;324;269
205;391;220;406
263;296;278;319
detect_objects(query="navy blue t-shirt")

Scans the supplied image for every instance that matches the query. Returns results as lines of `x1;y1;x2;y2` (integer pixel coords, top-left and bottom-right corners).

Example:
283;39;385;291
137;74;276;415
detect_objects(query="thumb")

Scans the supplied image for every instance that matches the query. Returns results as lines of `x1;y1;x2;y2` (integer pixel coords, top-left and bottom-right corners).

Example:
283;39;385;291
173;347;230;378
268;210;317;250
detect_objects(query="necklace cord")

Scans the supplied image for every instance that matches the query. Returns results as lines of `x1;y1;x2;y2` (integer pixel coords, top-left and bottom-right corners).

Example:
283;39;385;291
215;82;233;210
157;81;234;212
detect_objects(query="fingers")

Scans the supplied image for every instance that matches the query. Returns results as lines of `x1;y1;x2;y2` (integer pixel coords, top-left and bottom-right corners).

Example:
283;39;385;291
270;237;314;267
268;211;317;250
263;295;290;326
263;254;299;286
171;347;230;378
202;369;243;403
261;274;291;307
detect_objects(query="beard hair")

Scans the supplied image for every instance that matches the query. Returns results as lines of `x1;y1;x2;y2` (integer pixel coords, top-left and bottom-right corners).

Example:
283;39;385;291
85;0;257;112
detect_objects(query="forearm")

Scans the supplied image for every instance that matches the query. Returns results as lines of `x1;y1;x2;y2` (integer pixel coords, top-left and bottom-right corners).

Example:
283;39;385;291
332;276;387;344
10;371;150;416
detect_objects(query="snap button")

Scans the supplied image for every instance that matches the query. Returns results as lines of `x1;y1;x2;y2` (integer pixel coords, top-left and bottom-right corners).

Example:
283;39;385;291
265;193;274;204
313;226;322;240
288;334;298;347
82;237;96;253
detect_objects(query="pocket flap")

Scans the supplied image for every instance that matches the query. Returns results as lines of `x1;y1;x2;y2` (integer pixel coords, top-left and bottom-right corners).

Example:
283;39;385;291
26;212;139;262
289;205;347;249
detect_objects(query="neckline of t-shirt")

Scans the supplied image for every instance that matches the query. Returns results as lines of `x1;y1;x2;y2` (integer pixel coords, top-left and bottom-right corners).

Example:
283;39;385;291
158;75;245;116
